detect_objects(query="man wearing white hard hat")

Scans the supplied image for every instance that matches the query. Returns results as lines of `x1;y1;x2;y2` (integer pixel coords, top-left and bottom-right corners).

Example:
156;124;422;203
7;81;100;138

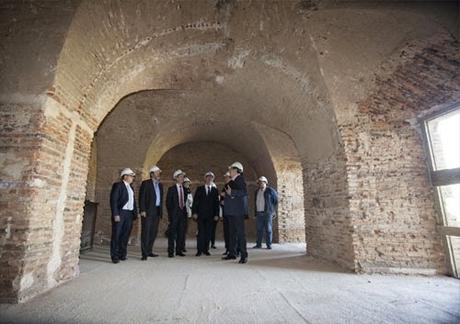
222;162;249;264
109;168;138;263
165;169;188;257
254;176;278;250
192;171;219;256
139;166;163;260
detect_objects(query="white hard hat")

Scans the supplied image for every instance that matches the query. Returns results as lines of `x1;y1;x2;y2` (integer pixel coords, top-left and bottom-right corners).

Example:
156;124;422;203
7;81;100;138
173;169;186;179
204;171;215;179
228;161;244;172
120;168;135;177
258;176;268;184
149;165;161;173
184;177;191;183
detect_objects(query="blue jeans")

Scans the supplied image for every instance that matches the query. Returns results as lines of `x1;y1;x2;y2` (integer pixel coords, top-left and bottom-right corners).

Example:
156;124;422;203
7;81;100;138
256;212;272;247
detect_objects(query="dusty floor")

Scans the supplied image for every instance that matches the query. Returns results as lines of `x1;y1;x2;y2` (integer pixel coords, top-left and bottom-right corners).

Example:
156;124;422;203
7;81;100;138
1;240;459;324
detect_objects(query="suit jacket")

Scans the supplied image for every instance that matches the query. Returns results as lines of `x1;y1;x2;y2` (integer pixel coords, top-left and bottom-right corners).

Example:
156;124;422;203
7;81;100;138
166;184;187;220
110;181;138;219
139;179;163;218
223;174;248;216
192;185;219;220
254;186;278;217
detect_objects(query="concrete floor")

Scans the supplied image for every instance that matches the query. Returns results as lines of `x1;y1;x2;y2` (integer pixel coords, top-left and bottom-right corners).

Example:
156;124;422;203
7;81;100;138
1;240;459;324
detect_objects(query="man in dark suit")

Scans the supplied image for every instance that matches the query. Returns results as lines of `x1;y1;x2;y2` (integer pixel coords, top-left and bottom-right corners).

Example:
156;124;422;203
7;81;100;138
139;165;163;260
222;162;249;264
166;169;188;257
110;168;138;264
192;171;220;256
220;172;231;256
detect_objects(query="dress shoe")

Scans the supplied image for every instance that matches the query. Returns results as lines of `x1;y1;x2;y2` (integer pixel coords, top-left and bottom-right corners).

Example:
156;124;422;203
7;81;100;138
222;255;236;260
120;256;127;261
204;251;211;256
253;245;261;249
148;253;159;257
168;253;174;258
196;252;202;256
238;258;248;264
112;259;119;264
176;252;186;257
183;249;187;253
141;256;147;261
266;246;272;250
211;245;216;249
222;250;229;255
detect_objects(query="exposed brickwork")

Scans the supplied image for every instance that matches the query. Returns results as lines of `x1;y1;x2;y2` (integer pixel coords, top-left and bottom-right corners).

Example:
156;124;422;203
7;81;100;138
1;0;457;304
340;39;460;273
303;153;355;270
0;102;46;302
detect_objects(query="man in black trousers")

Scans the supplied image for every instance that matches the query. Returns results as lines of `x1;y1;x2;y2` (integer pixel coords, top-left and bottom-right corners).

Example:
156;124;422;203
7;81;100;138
220;172;231;255
139;165;163;260
110;168;138;264
192;171;220;256
222;162;249;264
166;169;188;258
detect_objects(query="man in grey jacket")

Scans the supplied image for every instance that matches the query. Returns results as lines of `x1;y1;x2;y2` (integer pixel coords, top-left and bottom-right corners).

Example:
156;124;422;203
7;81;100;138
253;176;278;249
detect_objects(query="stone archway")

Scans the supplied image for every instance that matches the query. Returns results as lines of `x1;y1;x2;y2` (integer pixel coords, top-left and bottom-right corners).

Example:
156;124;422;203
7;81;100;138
91;88;307;248
1;0;456;304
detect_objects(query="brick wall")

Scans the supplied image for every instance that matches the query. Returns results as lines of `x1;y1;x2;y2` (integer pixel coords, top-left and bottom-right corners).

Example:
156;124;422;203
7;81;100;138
0;101;45;302
340;39;460;273
0;96;94;302
303;153;355;270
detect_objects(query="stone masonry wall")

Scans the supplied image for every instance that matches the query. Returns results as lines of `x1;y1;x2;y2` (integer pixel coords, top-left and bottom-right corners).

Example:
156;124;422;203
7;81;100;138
303;153;355;271
0;95;94;302
0;101;46;302
341;39;460;274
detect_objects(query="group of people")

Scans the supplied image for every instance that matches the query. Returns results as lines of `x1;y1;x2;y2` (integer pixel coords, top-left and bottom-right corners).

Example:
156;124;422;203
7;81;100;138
109;161;278;265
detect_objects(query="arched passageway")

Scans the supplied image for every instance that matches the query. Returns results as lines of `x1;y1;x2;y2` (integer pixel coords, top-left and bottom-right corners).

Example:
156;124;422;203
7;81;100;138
1;0;458;304
90;88;306;248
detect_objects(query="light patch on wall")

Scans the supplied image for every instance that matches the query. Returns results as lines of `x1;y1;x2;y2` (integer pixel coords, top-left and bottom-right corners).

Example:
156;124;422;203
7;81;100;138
0;217;13;259
44;97;93;134
215;75;224;84
118;64;145;86
20;272;34;291
0;152;28;180
28;178;46;188
47;122;77;288
228;49;251;69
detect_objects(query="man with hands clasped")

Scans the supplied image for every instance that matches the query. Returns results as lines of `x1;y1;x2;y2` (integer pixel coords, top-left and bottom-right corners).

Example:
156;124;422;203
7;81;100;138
192;172;220;256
